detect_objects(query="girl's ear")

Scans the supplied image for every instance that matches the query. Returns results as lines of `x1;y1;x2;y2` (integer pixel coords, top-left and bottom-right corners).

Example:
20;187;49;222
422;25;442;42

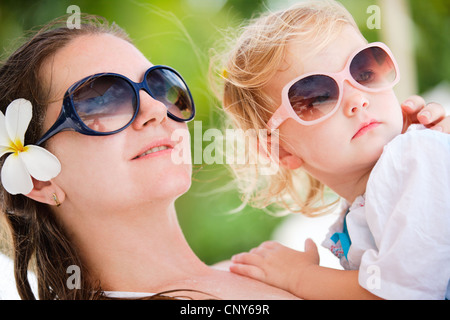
266;134;304;169
279;147;304;169
26;178;65;207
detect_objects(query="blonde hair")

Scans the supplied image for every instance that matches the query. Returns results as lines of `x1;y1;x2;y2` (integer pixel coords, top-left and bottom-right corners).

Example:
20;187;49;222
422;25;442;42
211;0;359;216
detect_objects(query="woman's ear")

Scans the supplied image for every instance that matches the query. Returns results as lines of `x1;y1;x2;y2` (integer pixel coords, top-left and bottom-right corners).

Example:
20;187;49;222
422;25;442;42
26;178;65;207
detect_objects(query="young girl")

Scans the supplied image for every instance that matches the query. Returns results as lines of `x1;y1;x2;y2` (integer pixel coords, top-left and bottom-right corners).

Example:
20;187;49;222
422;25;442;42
217;1;450;299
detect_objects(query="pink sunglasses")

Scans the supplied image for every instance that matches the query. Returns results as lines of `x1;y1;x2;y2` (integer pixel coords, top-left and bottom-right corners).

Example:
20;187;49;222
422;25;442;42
267;42;400;129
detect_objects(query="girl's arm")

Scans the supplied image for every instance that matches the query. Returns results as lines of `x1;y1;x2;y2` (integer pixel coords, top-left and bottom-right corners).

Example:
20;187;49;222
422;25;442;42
296;265;381;300
230;240;380;299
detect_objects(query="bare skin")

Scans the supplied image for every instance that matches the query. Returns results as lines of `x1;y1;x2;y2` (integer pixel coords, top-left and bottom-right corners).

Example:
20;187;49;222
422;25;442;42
28;33;298;300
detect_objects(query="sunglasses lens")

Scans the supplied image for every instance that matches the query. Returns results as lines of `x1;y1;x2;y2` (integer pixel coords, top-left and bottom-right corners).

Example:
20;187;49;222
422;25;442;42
288;75;339;122
350;46;397;89
72;76;136;133
146;68;194;121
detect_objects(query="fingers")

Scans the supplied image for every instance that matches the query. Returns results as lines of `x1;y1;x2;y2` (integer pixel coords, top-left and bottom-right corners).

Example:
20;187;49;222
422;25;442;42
416;102;446;126
401;95;426;114
230;248;268;282
229;262;265;282
304;238;318;254
430;116;450;133
231;241;278;266
230;240;320;294
402;95;448;128
232;252;264;266
230;241;280;279
304;238;320;265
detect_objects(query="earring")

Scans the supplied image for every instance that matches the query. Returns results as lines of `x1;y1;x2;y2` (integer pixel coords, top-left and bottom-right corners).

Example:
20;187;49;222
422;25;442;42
52;193;61;207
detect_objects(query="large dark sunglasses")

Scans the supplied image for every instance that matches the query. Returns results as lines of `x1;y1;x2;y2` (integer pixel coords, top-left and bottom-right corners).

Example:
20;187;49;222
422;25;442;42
36;65;195;145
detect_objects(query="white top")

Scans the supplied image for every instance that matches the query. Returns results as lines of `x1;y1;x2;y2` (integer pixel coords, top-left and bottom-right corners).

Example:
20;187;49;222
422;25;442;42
323;125;450;299
103;291;156;298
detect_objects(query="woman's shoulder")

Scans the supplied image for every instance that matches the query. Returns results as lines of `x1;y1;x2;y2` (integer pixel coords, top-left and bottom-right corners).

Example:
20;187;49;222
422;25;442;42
114;266;299;300
205;268;299;300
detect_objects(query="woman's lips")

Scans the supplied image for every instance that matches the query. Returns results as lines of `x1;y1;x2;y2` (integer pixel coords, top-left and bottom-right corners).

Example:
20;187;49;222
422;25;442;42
132;139;175;160
133;145;172;160
352;121;381;139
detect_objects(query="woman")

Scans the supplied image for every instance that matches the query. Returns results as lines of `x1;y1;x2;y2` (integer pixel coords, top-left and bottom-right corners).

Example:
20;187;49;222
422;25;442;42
0;15;448;300
0;16;299;300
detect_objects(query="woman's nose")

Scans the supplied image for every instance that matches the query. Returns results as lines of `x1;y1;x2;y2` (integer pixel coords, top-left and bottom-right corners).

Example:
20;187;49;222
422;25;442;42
342;82;369;117
131;90;167;129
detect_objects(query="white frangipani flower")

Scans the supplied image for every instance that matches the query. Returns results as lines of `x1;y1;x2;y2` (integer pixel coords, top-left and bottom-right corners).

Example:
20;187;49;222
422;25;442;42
0;99;61;195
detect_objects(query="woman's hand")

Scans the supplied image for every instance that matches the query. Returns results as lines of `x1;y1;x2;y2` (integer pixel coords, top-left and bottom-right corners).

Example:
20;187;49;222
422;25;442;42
402;95;449;133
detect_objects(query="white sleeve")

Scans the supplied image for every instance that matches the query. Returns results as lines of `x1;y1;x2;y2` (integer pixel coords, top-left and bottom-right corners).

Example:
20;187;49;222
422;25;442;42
359;129;450;300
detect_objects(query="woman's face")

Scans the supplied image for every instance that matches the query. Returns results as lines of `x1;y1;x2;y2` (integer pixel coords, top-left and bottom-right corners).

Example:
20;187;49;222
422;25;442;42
41;33;192;214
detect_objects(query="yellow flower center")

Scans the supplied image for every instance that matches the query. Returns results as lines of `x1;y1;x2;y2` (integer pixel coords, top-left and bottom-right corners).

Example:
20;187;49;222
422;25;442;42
10;139;28;155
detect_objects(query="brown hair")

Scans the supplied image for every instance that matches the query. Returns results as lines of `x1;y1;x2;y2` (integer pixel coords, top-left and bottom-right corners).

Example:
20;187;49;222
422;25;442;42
0;14;141;300
211;1;360;216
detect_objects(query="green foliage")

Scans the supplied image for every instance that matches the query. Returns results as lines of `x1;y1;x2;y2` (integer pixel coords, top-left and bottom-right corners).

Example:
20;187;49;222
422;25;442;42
409;0;450;92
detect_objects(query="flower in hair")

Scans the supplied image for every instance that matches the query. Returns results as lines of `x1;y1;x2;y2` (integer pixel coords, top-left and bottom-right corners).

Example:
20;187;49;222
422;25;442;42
0;99;61;195
221;68;229;79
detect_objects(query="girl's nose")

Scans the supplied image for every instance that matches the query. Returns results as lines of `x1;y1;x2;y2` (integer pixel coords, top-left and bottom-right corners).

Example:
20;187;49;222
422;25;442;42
342;82;369;117
131;91;167;129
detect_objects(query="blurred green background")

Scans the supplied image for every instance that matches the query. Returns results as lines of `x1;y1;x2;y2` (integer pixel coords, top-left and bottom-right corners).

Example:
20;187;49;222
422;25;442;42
0;0;448;265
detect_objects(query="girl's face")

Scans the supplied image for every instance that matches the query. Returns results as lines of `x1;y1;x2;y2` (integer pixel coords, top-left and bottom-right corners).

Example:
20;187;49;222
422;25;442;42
41;34;192;214
266;26;403;182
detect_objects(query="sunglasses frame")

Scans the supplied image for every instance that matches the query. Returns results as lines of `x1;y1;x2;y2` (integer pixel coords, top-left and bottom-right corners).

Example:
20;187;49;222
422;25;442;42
36;65;195;146
267;42;400;130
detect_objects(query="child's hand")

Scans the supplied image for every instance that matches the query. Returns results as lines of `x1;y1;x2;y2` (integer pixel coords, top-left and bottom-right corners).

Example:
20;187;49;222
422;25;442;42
230;239;319;294
401;95;449;132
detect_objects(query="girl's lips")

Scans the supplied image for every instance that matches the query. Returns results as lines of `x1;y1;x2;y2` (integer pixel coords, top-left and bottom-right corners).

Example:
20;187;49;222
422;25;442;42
352;121;381;139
